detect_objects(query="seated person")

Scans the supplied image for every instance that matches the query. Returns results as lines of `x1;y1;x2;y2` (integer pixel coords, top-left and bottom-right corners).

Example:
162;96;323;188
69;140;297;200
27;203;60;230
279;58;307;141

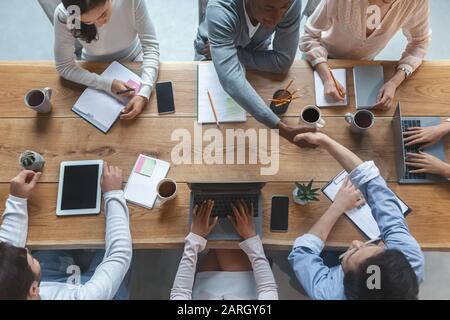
0;164;132;300
288;132;424;300
195;0;311;144
54;0;160;119
171;200;278;300
404;119;450;179
300;0;430;109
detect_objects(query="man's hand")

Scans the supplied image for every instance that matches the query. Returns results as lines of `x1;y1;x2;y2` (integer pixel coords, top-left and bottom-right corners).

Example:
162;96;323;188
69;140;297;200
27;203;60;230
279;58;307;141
278;122;318;148
333;177;365;213
403;123;450;148
293;131;330;148
10;170;42;199
227;200;257;240
191;200;218;238
406;152;450;177
101;162;123;193
121;95;147;120
373;81;397;111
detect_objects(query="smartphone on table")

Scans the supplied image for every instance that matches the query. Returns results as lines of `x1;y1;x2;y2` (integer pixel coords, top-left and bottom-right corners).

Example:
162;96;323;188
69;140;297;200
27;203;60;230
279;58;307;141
156;81;175;115
270;196;289;233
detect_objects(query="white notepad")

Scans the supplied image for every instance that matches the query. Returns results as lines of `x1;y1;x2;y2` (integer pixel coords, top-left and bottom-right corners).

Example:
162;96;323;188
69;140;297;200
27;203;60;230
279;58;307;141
124;155;171;209
197;62;247;124
314;69;348;107
322;171;411;240
72;61;142;133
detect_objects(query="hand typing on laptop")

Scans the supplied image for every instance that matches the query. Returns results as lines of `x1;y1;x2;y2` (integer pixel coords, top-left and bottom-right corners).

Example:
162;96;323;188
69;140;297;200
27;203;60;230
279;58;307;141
227;200;257;240
403;122;450;148
406;152;450;179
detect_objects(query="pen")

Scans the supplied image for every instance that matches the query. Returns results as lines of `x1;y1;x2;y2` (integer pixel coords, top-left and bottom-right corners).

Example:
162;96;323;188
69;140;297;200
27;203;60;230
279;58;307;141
338;237;382;261
328;67;344;99
207;90;221;129
116;88;135;95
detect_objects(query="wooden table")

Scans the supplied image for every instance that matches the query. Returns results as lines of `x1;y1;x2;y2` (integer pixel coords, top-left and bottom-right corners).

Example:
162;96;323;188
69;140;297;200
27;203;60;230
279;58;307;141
0;60;449;251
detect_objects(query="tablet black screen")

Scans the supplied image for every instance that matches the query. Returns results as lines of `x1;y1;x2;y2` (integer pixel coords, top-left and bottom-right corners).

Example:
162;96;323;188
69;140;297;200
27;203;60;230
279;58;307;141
61;165;99;210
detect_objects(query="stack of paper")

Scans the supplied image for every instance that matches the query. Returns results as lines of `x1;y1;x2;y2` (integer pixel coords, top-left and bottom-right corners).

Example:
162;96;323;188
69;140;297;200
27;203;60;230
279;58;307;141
72;61;142;133
124;155;171;209
197;62;247;124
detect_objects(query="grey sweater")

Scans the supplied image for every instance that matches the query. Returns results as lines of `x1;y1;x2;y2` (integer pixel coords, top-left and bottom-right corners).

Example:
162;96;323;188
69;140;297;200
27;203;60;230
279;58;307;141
195;0;301;128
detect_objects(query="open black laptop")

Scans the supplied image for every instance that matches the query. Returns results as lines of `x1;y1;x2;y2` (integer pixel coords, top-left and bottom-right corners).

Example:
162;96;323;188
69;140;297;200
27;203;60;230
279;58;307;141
188;182;265;241
392;103;447;184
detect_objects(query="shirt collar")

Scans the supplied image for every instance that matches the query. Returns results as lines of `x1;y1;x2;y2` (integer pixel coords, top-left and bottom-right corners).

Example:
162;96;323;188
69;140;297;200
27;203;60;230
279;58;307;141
243;0;260;38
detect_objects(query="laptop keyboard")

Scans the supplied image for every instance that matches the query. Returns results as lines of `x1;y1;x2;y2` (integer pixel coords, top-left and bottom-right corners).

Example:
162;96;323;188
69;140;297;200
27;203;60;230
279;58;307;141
193;194;259;218
401;119;426;180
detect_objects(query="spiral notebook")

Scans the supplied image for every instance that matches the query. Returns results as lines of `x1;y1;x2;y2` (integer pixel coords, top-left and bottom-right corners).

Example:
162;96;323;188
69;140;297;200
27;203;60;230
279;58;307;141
322;171;411;240
72;61;141;133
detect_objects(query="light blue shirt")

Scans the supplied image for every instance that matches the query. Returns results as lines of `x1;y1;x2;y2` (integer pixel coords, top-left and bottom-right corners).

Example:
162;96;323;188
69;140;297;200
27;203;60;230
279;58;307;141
288;161;425;300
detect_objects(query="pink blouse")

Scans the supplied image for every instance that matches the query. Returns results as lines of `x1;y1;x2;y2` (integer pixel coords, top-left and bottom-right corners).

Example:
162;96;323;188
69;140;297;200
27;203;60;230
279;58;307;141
300;0;431;74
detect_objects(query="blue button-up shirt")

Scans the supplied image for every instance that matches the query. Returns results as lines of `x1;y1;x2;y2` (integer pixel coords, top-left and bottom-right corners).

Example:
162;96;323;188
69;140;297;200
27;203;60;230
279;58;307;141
288;161;425;300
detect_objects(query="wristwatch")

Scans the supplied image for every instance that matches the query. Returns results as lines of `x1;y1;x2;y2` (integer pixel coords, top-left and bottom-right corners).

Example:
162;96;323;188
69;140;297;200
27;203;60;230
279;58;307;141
398;66;412;78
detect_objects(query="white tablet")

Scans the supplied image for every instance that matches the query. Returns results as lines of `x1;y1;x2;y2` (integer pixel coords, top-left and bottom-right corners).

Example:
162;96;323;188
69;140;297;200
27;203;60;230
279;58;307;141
56;160;103;216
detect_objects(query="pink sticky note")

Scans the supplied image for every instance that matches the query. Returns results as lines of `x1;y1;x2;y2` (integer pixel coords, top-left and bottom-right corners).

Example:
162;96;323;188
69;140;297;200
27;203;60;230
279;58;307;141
127;79;141;93
135;155;146;173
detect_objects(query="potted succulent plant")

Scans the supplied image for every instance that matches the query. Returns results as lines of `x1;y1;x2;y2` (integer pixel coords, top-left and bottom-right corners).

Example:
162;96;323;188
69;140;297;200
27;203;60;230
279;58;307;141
293;180;320;205
19;150;45;172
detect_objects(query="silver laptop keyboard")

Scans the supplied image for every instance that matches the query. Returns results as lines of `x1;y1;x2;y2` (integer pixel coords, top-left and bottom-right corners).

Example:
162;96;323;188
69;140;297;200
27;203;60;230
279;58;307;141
402;119;426;180
193;194;259;218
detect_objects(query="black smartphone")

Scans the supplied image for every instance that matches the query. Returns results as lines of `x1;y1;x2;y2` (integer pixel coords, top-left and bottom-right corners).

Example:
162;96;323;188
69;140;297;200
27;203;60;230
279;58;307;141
270;196;289;233
156;81;175;114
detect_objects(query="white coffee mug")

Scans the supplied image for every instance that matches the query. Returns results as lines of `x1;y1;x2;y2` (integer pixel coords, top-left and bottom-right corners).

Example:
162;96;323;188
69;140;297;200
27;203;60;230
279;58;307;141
24;87;53;113
300;105;326;128
345;110;375;134
154;178;178;208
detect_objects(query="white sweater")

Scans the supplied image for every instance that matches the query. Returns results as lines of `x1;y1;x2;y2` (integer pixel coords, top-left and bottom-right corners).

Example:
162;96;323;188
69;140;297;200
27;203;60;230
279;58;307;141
54;0;160;99
170;233;278;300
0;191;133;300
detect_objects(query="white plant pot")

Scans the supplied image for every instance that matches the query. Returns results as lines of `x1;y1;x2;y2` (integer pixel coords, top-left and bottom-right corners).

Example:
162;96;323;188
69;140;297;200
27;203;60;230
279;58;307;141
292;188;310;206
19;150;45;171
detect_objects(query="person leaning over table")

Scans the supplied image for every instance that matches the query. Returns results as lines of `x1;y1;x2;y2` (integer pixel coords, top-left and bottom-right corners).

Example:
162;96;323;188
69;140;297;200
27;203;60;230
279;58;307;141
403;118;450;179
300;0;431;110
0;164;132;300
288;131;424;300
54;0;159;119
170;200;278;300
194;0;316;146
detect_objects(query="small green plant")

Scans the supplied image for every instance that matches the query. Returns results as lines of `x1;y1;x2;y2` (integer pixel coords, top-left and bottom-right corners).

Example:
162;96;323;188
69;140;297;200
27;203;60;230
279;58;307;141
21;152;36;167
294;180;320;204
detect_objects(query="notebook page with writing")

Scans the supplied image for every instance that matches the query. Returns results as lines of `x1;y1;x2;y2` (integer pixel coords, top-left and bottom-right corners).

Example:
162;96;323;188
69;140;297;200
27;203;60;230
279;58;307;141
314;69;348;107
197;63;246;123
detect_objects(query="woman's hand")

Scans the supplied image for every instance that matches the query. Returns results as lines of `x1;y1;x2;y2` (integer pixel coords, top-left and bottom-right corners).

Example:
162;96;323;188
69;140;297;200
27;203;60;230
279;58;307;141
403;124;449;148
406;152;450;177
323;79;346;102
112;79;136;98
227;200;257;240
374;81;397;111
121;95;147;120
191;200;218;238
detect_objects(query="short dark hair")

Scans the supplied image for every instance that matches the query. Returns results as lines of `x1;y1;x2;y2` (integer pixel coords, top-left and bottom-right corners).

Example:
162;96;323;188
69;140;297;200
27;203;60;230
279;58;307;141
0;242;36;300
61;0;107;43
344;249;419;300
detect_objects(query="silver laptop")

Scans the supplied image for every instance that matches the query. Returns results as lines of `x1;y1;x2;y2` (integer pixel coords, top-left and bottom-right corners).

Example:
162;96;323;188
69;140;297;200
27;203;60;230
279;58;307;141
392;103;447;184
188;182;265;241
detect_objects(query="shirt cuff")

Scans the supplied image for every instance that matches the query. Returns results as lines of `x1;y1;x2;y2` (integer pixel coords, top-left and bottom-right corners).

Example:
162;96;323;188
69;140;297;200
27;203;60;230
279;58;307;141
266;112;281;129
311;56;328;68
97;76;114;93
138;84;152;100
348;161;380;189
103;190;125;199
239;235;263;253
8;195;28;204
293;233;324;254
186;232;208;251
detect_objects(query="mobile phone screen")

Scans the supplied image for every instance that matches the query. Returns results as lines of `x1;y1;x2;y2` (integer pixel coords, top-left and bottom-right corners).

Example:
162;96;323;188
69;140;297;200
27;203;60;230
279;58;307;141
156;81;175;114
270;196;289;232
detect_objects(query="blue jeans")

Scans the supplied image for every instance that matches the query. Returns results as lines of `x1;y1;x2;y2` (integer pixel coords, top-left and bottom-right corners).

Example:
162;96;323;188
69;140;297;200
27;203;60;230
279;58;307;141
33;250;131;300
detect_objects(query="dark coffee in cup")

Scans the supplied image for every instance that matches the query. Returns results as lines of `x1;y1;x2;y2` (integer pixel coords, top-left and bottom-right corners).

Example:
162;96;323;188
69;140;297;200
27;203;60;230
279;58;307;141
158;180;176;198
28;91;45;107
355;111;373;128
302;108;320;123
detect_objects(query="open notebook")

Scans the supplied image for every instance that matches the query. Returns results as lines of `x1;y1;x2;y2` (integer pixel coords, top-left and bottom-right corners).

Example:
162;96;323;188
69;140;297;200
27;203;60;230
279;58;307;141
314;69;348;107
72;61;142;133
124;155;171;209
197;62;247;124
322;171;411;240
